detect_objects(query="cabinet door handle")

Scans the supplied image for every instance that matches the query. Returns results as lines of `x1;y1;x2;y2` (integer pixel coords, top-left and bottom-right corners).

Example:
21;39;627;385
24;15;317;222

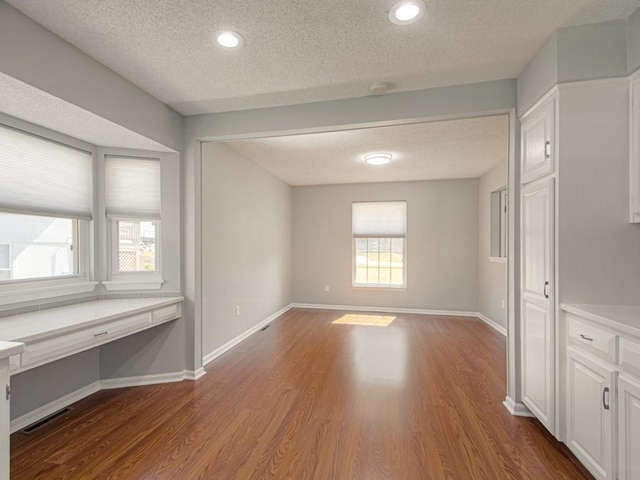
94;331;109;338
543;281;549;299
579;334;594;342
603;387;610;410
544;141;551;158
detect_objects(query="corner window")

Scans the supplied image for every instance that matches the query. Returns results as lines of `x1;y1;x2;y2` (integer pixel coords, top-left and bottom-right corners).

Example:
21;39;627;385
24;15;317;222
352;201;407;288
105;156;162;286
0;123;92;289
114;219;158;273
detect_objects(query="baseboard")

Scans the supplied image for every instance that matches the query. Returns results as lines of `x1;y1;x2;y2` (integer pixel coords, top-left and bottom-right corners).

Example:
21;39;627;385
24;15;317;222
290;304;508;337
291;303;480;318
100;371;191;389
503;396;536;417
11;380;101;433
185;367;206;380
475;313;507;336
203;303;292;367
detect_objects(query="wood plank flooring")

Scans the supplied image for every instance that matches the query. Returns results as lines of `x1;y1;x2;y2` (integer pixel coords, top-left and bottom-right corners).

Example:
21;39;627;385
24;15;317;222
10;309;593;479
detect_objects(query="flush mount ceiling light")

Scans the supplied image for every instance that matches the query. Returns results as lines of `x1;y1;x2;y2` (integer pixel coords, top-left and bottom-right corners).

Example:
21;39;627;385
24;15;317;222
215;30;244;49
388;0;426;25
364;153;392;166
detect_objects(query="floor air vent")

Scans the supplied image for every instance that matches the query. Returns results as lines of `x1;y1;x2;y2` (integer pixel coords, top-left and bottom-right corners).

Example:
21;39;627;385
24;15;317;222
19;407;72;434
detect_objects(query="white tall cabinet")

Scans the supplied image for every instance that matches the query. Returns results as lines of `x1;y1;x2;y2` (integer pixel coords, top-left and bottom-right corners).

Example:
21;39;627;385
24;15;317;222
520;93;558;435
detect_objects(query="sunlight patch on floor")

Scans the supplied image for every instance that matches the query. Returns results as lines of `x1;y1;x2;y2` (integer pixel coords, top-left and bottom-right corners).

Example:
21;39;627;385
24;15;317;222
332;314;396;327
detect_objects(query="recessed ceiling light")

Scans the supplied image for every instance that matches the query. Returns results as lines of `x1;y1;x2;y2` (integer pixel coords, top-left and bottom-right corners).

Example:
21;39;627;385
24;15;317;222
215;30;244;49
364;153;392;166
388;0;426;25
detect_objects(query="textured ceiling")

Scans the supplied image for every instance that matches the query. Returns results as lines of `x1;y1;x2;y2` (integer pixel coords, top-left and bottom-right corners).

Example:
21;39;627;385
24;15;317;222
6;0;640;115
0;73;173;152
224;115;508;186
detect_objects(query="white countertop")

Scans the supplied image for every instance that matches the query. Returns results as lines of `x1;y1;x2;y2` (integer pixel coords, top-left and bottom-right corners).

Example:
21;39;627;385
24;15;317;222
0;297;183;343
0;341;24;360
562;304;640;337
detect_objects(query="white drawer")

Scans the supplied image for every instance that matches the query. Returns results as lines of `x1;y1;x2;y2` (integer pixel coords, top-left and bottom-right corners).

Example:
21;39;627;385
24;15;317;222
620;338;640;379
22;313;152;368
152;304;181;324
567;313;618;363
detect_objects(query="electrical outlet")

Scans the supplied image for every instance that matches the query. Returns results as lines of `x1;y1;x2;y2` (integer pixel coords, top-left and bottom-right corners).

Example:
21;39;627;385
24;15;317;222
324;285;330;293
236;305;240;316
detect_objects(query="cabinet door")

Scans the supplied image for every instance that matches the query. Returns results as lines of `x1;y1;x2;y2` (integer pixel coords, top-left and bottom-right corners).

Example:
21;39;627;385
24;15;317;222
566;349;616;480
521;177;555;432
631;75;640;223
618;375;640;480
521;98;555;184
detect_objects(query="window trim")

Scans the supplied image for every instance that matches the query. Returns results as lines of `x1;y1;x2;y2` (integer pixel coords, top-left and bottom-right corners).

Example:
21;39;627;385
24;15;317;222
106;215;163;290
352;237;407;290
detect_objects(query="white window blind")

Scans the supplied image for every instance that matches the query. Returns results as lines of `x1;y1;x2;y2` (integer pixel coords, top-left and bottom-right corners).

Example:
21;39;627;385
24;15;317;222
352;201;407;238
0;124;93;219
105;156;161;218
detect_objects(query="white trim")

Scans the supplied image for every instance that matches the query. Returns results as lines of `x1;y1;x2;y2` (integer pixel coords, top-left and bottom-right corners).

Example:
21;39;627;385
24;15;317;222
102;280;164;291
203;304;292;366
476;313;508;336
184;367;206;380
10;380;101;433
291;303;507;336
0;281;97;307
291;303;478;317
100;371;190;389
503;396;536;417
488;257;507;264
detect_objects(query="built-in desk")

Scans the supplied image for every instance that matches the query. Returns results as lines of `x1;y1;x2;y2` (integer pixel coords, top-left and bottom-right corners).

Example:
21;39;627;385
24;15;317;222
0;297;183;480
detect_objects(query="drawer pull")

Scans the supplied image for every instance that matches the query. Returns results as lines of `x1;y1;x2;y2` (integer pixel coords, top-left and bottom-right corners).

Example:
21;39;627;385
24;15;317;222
94;331;109;337
579;334;594;342
603;387;610;410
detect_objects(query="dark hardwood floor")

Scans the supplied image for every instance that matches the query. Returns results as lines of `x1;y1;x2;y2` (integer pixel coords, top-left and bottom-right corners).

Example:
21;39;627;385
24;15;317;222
11;308;592;479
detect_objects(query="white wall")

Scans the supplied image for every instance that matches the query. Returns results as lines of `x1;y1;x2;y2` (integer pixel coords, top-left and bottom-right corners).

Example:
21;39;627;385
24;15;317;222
478;161;508;328
201;142;292;358
292;180;479;312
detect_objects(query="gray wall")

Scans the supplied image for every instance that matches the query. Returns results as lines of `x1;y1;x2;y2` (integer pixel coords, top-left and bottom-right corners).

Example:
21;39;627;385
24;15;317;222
292;180;479;312
559;81;640;304
556;20;627;83
518;34;558;115
518;19;629;115
478;161;508;328
10;349;100;419
0;1;182;151
630;8;640;74
200;142;292;358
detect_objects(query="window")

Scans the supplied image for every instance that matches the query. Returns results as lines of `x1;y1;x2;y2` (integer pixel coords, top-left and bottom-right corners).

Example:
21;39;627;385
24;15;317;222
0;123;92;286
105;156;161;284
352;201;407;288
490;188;508;259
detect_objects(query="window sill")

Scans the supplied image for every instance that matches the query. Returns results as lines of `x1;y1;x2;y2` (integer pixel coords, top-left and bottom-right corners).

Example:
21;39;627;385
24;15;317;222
489;257;507;264
0;280;98;307
352;285;407;291
103;280;164;291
